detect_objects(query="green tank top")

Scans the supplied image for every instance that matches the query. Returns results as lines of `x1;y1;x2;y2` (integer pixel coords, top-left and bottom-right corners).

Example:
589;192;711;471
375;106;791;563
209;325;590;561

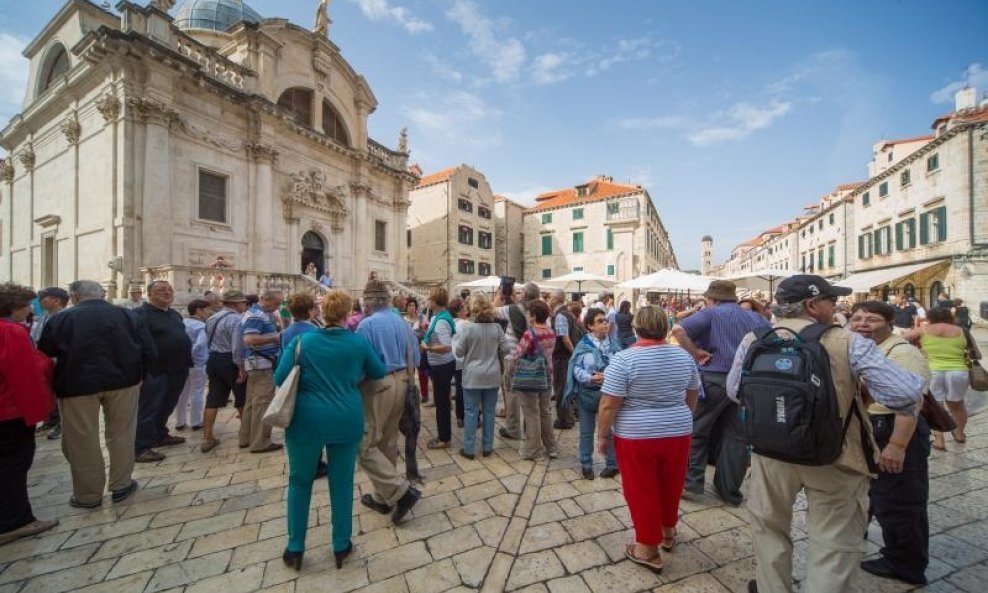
920;332;968;371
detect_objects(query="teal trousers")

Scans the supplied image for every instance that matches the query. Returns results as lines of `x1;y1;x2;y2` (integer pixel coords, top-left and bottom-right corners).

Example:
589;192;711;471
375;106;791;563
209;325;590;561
285;436;359;554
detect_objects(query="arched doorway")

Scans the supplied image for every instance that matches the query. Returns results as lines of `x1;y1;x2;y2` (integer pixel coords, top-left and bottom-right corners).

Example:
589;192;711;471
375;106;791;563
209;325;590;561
301;231;325;277
902;282;916;301
929;281;944;307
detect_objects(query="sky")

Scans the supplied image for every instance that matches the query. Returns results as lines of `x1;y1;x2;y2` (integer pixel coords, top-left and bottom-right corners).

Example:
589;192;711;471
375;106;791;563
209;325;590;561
1;0;986;269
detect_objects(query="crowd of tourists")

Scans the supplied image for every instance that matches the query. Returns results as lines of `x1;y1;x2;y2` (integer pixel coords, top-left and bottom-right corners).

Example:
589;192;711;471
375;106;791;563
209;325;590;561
0;272;982;592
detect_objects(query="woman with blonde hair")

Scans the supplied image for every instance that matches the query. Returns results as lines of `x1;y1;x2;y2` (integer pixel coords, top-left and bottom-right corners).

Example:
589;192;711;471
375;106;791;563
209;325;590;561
597;305;699;573
454;293;510;458
275;289;386;571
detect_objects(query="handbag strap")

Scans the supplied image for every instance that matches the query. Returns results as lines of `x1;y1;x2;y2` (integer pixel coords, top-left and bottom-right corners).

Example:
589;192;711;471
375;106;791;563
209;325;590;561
405;328;416;383
962;328;982;361
528;327;546;358
294;331;304;363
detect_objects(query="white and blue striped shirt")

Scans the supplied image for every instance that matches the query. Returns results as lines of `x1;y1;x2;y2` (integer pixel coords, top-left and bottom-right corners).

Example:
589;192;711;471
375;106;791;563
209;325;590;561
602;345;699;439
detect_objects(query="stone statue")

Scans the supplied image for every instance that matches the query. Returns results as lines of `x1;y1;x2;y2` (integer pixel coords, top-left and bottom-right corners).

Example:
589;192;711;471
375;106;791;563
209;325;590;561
150;0;176;10
314;0;331;36
305;262;318;279
398;127;408;153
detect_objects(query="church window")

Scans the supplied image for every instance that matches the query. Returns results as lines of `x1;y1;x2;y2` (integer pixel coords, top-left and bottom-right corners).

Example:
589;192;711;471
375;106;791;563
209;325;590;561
278;88;314;127
39;45;70;94
375;220;387;252
321;99;350;146
198;169;228;224
478;262;491;276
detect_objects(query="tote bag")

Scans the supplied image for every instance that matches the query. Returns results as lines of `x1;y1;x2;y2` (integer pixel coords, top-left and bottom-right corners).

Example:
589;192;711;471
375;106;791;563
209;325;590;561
511;328;550;393
262;335;303;428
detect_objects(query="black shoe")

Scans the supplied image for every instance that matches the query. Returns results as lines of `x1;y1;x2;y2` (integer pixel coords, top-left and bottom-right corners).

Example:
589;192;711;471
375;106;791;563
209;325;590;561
135;449;165;463
683;484;703;496
191;425;203;431
498;427;519;440
154;435;186;447
459;449;475;461
111;480;138;503
599;467;619;479
582;467;595;480
860;558;926;585
747;581;758;593
174;425;187;431
715;486;743;507
482;449;493;458
334;542;354;569
360;494;391;514
46;426;62;440
392;486;421;525
553;419;573;430
314;461;328;480
68;495;102;509
283;550;303;571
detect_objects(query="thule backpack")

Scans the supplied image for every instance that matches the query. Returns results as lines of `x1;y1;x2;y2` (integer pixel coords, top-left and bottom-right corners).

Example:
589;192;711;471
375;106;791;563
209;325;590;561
738;323;853;466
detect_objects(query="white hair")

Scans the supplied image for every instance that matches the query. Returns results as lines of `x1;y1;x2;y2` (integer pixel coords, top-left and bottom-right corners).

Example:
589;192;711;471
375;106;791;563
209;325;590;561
68;280;106;301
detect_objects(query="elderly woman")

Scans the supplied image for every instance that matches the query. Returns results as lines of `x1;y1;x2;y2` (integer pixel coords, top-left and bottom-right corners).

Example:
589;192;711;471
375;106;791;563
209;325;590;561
422;287;457;449
514;300;560;460
275;289;386;571
903;307;976;449
0;282;57;545
454;293;510;459
564;307;621;480
597;306;699;573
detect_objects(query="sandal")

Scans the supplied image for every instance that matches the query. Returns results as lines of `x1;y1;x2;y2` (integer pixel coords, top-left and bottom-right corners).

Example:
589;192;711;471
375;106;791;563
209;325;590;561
932;441;947;451
624;543;663;574
952;430;967;444
426;438;450;450
661;529;677;552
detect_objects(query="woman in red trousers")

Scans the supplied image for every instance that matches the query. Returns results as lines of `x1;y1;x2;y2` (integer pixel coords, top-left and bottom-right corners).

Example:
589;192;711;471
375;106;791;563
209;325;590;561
597;306;699;573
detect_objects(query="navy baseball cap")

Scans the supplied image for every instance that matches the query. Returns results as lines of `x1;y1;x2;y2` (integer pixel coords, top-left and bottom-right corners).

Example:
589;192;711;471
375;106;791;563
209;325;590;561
775;274;852;304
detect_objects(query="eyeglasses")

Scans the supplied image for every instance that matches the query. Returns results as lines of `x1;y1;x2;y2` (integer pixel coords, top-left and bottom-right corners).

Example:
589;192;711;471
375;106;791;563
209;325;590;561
595;319;610;325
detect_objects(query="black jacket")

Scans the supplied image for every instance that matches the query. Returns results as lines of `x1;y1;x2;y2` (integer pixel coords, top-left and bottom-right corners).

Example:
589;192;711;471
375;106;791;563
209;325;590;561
38;299;156;398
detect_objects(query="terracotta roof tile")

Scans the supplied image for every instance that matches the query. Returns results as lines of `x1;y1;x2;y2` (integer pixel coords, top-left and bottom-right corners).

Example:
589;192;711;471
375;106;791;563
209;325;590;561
526;178;642;213
836;181;865;191
416;167;456;188
879;134;933;148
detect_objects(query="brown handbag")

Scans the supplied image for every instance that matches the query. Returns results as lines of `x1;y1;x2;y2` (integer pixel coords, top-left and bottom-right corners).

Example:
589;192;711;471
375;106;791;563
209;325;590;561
921;391;957;433
962;329;988;392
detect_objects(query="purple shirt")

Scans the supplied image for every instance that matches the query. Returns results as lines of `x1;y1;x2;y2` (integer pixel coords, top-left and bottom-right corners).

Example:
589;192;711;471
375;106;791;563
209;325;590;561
677;302;770;373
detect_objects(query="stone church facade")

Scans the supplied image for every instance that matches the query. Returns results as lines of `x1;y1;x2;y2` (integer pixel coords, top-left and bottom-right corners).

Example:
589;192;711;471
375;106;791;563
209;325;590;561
0;0;416;300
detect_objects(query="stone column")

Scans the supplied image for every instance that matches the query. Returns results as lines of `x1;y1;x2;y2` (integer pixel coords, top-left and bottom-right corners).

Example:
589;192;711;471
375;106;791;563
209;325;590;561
0;158;13;280
131;97;177;270
247;143;278;272
351;181;369;283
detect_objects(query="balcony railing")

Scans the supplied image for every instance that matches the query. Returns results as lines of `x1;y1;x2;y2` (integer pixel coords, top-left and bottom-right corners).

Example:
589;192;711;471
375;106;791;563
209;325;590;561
368;139;409;172
606;203;640;222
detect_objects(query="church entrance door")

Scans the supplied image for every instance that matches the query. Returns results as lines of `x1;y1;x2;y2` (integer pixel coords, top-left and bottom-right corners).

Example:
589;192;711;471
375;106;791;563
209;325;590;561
301;231;326;277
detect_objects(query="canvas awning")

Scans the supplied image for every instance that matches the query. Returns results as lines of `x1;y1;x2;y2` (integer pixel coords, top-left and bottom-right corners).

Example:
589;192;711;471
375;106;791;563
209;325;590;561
836;260;949;293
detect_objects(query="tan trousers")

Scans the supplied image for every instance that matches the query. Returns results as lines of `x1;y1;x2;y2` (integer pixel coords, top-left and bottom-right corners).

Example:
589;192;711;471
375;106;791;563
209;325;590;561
518;391;558;459
59;385;140;504
240;370;275;451
500;358;522;437
358;373;409;506
747;454;869;593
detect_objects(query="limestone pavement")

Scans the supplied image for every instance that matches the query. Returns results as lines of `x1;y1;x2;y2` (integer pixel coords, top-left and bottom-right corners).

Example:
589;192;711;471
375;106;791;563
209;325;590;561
2;387;988;593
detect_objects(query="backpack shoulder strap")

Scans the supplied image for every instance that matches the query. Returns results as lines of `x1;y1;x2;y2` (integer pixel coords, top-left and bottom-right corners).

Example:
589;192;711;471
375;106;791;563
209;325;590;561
797;323;839;343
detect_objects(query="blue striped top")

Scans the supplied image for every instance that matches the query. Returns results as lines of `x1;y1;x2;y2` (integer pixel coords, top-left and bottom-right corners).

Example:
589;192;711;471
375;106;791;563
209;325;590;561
602;344;699;439
677;302;771;373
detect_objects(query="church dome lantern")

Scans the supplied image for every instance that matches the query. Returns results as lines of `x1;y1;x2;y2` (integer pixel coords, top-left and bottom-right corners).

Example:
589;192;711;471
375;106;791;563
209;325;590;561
173;0;262;33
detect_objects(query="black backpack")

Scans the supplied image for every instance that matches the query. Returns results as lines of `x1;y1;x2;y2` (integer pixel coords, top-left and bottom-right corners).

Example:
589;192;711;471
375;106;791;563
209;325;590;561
739;323;855;466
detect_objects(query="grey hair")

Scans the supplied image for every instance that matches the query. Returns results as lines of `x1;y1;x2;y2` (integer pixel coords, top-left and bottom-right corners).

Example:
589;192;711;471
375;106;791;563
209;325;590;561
261;289;283;300
363;295;391;313
68;280;106;301
146;279;171;293
772;301;807;319
522;282;540;303
550;288;565;301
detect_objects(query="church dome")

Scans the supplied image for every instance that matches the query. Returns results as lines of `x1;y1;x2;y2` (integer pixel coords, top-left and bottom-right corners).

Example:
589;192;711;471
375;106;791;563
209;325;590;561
173;0;262;33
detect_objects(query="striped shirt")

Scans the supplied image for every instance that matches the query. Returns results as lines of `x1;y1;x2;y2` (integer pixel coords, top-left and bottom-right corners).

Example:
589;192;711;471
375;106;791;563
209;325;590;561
426;316;456;367
726;328;924;414
205;308;242;354
514;326;556;375
677;302;771;373
602;344;700;439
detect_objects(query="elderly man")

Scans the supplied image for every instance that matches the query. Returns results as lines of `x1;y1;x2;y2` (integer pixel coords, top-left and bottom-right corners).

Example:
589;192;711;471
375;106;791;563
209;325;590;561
200;289;250;453
493;282;542;439
727;275;924;593
549;288;581;429
671;279;770;506
134;281;192;463
38;280;155;507
356;277;421;525
120;284;145;310
239;290;284;453
31;287;70;439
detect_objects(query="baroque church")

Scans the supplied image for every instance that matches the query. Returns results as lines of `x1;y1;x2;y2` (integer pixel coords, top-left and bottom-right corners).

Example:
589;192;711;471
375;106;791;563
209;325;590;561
0;0;417;300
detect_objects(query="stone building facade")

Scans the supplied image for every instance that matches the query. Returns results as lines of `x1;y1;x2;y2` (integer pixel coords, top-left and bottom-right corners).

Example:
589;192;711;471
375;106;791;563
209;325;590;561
523;175;677;292
0;0;415;300
494;195;525;281
406;164;496;292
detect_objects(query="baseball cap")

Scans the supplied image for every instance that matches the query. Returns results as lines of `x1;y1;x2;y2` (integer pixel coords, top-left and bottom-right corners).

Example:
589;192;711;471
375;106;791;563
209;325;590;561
774;274;852;305
220;289;248;303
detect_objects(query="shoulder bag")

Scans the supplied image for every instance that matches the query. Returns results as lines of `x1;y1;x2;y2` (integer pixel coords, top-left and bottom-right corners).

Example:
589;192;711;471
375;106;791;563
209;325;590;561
511;328;550;393
963;328;988;392
398;331;423;481
886;342;958;432
262;334;303;428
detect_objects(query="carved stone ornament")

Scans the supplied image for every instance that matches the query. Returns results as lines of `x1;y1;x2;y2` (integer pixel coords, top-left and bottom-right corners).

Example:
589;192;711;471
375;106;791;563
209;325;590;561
173;117;243;152
128;97;179;126
314;0;331;36
0;158;13;183
246;142;279;162
284;169;349;231
17;144;36;172
150;0;176;10
95;94;121;123
61;112;81;145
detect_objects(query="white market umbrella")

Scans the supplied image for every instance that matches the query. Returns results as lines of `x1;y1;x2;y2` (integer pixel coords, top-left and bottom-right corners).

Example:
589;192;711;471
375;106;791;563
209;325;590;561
618;268;715;293
543;271;617;293
454;276;503;290
729;269;797;294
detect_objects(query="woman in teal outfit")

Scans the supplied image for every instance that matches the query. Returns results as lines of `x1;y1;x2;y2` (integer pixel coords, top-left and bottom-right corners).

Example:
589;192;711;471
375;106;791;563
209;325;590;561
274;289;386;571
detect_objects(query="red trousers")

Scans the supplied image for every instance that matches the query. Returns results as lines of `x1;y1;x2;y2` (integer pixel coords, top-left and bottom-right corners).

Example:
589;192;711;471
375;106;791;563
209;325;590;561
614;434;691;546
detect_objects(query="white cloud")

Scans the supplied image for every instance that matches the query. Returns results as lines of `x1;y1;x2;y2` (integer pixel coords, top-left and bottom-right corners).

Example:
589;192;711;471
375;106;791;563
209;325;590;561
403;90;502;148
446;0;526;83
931;63;988;104
423;53;464;83
688;100;791;147
586;38;679;77
0;32;28;126
531;52;570;85
352;0;433;34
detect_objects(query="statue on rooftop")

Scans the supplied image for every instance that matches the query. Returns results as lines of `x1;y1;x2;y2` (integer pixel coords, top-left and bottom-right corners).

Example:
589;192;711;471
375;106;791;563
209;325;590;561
314;0;331;37
150;0;176;11
398;127;408;153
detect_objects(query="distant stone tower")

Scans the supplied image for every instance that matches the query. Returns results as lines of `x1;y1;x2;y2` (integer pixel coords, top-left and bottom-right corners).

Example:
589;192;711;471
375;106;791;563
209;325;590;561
701;235;713;275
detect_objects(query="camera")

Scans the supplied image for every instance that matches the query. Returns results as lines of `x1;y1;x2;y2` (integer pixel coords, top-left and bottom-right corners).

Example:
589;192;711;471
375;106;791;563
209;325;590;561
499;276;516;298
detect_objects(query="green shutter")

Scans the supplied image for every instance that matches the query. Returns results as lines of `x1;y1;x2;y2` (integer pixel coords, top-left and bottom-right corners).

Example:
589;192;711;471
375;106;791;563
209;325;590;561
907;218;917;248
895;222;903;251
541;235;552;255
936;206;947;242
573;232;583;253
858;236;865;259
873;229;882;255
818;250;823;269
919;213;930;245
606;229;614;250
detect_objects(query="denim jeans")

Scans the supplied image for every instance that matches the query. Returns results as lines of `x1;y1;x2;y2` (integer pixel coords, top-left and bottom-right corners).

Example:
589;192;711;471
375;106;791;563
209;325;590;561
578;403;616;470
463;388;498;455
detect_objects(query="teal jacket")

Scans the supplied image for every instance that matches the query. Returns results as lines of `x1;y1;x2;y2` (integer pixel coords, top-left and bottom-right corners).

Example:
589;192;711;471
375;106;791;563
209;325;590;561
562;334;620;412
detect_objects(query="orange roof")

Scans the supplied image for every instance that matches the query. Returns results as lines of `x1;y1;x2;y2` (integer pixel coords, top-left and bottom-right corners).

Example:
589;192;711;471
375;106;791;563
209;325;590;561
879;134;933;148
763;225;786;235
933;104;988;128
416;167;456;188
836;181;865;191
526;177;641;213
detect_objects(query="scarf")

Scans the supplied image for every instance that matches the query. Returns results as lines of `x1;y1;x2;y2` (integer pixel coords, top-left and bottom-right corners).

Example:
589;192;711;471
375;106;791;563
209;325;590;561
423;309;456;345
